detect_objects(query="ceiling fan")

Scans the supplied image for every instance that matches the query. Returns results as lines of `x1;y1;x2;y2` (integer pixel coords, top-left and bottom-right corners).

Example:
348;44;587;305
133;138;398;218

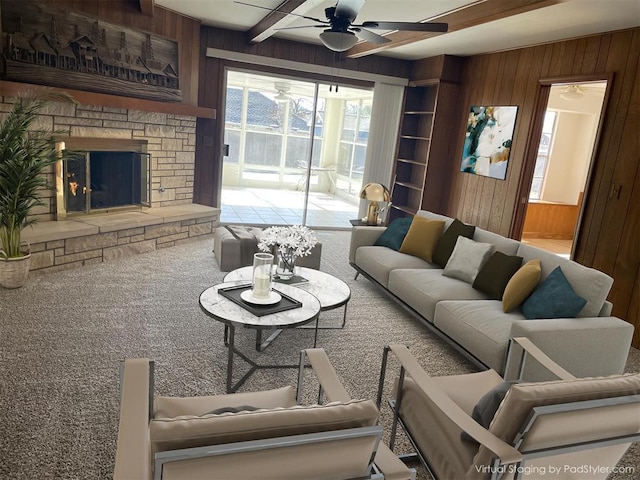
235;0;448;52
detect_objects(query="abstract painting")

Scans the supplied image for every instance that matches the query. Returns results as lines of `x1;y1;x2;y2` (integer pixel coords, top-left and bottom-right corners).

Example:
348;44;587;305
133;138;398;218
460;106;518;180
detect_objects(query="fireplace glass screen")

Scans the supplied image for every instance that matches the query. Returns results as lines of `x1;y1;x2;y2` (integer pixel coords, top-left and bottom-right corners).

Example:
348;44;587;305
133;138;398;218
64;151;150;213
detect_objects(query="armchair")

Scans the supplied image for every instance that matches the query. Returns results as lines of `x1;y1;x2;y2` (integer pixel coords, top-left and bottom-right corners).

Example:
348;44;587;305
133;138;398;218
114;348;412;480
377;338;640;479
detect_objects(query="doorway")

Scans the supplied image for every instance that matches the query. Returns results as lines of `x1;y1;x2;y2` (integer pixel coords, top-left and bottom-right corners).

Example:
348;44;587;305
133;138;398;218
220;70;373;228
521;80;608;258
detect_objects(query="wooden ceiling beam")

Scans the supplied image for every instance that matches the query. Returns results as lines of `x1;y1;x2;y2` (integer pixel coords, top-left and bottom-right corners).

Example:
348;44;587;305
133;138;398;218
248;0;309;43
346;0;569;58
139;0;155;17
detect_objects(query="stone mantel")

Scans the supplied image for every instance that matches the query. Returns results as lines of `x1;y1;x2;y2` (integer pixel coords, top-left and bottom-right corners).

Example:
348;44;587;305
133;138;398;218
0;80;216;119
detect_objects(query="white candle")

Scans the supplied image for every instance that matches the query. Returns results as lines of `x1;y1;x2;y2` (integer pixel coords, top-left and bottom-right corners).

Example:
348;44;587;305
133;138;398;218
253;272;271;298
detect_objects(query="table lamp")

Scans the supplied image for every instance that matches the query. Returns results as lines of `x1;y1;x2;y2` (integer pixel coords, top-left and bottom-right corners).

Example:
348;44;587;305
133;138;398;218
360;183;390;225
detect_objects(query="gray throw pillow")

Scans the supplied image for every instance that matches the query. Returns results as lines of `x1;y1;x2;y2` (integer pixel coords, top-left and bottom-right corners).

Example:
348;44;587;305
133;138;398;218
442;236;494;284
461;381;516;444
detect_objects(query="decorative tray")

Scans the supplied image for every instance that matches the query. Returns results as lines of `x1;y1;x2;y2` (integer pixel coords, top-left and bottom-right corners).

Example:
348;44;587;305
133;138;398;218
273;274;308;286
218;283;302;317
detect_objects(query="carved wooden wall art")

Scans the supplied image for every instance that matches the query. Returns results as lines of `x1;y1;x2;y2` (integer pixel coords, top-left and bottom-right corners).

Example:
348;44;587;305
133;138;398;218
0;0;182;102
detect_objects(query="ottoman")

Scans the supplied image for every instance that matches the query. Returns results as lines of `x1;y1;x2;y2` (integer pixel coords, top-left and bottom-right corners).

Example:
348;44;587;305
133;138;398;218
214;225;323;272
213;225;263;272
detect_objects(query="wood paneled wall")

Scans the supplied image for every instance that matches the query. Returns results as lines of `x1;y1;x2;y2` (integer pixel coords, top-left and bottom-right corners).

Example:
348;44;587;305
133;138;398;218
45;0;201;106
414;28;639;345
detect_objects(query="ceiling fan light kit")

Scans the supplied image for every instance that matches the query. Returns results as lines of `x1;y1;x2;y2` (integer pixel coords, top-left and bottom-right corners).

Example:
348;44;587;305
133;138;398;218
319;30;359;51
236;0;448;52
560;85;584;101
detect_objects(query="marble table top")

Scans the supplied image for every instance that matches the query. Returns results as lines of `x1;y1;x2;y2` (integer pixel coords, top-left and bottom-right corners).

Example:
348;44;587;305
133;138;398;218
199;281;321;328
223;267;350;311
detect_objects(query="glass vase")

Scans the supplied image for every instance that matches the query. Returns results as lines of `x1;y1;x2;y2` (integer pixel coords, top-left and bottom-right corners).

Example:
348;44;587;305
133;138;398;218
251;253;273;298
276;250;297;280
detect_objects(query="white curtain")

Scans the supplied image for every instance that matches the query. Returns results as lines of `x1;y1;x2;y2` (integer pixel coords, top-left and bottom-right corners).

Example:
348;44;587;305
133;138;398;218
359;82;405;218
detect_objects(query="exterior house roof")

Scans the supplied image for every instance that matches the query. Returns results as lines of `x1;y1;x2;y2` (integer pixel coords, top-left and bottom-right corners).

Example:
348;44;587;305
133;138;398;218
226;88;309;131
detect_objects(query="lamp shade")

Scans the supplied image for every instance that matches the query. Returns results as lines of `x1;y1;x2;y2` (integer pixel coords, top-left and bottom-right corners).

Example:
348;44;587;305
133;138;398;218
360;183;390;202
319;30;358;52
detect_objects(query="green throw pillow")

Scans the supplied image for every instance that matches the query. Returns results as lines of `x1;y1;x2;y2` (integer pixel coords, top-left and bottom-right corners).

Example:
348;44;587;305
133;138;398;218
373;218;413;251
473;252;523;300
432;219;476;267
521;266;587;319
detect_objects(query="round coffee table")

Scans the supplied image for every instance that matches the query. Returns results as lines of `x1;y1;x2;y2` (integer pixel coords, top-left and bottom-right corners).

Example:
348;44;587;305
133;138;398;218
224;266;351;320
200;281;321;393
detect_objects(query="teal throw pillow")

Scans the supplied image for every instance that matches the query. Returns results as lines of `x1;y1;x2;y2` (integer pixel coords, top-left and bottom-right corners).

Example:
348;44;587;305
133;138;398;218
374;218;413;251
521;266;587;319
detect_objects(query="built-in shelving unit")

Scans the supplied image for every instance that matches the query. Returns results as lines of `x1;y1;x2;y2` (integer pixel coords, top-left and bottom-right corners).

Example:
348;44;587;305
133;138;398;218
389;82;438;222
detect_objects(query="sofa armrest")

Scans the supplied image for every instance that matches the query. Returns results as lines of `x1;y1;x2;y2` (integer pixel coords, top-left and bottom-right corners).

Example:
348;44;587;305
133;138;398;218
113;359;152;480
509;317;634;380
505;337;575;381
349;226;386;263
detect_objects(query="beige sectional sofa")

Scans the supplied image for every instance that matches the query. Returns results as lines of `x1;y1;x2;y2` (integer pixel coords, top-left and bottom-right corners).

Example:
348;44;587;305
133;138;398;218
349;210;634;380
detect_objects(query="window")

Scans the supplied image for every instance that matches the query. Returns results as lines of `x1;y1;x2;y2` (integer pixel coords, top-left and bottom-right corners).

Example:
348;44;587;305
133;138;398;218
530;110;557;200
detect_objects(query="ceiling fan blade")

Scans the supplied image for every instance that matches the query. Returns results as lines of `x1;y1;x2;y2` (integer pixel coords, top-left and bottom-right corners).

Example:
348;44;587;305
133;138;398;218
335;0;366;22
351;27;390;45
358;21;448;33
234;1;326;24
275;24;329;31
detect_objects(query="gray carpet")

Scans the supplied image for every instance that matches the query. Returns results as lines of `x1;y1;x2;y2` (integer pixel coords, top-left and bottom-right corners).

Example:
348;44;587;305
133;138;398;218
0;230;638;479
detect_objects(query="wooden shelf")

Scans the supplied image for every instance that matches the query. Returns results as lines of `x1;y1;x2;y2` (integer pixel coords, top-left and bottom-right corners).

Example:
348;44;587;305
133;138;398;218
391;204;417;215
0;80;216;119
404;111;435;115
397;158;427;166
395;181;423;191
400;135;430;141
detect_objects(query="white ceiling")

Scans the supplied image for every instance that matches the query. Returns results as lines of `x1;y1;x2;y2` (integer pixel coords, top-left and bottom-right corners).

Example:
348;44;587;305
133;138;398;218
156;0;640;60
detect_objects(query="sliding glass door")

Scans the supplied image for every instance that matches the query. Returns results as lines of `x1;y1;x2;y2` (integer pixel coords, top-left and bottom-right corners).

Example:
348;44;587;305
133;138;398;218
220;70;373;229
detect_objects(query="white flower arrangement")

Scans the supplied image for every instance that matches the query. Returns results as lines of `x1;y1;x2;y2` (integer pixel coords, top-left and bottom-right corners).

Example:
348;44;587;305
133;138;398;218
258;225;318;257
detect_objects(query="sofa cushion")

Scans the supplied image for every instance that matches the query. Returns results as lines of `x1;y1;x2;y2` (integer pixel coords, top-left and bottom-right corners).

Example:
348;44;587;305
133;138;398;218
522;266;587;319
473;227;520;256
388;270;489;322
399;216;445;262
434;300;525;372
517;244;613;317
473;251;523;300
355;246;434;288
442;236;494;284
432;219;476;268
373;217;412;250
502;260;542;313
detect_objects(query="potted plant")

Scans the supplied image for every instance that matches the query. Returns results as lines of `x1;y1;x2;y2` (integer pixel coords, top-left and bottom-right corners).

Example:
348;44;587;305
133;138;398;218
0;90;75;288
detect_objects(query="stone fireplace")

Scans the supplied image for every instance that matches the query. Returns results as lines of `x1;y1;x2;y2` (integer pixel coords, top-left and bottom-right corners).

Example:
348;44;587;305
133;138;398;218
0;93;219;272
0;98;201;222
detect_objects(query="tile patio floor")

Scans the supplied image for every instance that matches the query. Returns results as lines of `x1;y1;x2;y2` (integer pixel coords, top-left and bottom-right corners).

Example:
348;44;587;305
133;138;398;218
220;186;358;229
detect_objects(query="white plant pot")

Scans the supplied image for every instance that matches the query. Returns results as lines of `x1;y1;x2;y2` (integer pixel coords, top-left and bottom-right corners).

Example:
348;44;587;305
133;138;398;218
0;253;31;289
